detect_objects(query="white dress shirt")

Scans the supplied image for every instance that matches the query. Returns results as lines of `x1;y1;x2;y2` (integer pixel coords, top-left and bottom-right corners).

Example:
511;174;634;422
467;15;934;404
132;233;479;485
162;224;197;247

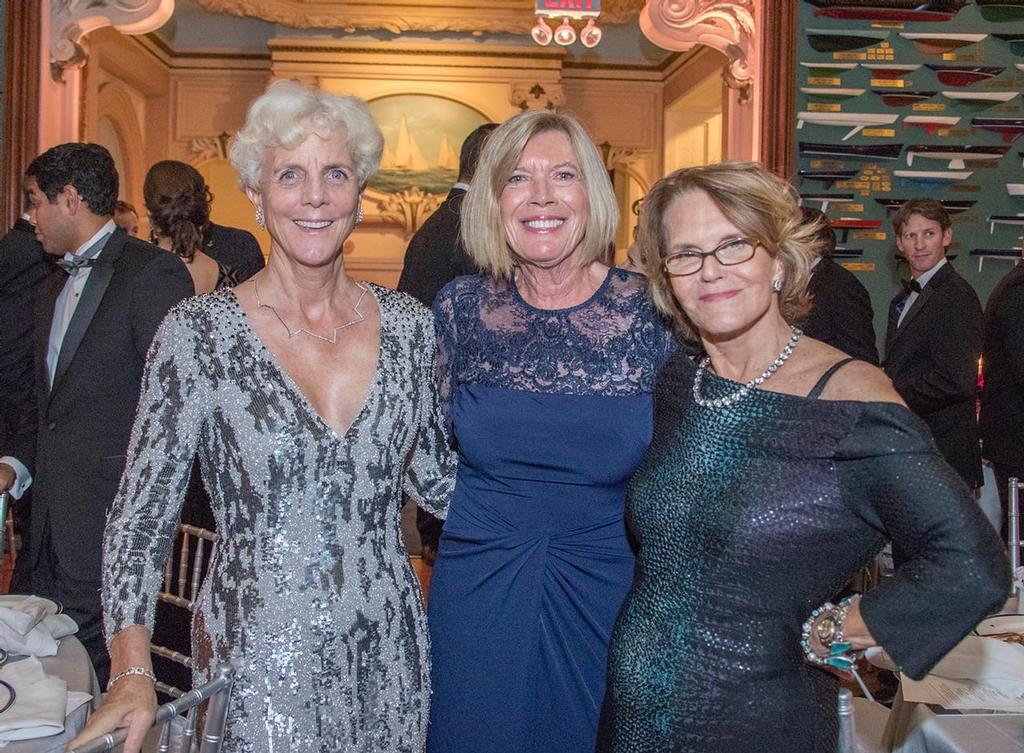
1;220;116;499
897;257;946;328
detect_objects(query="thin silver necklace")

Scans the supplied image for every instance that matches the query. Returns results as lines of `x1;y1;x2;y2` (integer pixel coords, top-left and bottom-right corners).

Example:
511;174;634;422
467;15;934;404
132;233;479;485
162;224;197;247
252;279;368;344
692;326;803;409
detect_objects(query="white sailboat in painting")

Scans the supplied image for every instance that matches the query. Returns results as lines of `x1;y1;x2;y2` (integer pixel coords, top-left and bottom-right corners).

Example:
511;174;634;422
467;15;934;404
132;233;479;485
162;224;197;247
392;115;429;171
435;134;459;170
380;143;397;170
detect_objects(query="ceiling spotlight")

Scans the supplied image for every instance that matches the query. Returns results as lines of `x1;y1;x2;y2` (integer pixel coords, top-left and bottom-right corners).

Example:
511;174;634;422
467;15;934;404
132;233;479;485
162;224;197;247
531;16;552;46
580;18;602;48
554;17;576;46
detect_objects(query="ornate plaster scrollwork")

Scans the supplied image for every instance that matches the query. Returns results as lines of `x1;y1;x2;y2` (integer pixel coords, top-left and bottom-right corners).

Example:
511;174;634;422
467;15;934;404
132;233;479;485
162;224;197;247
51;0;174;81
600;144;643;171
640;0;756;99
188;132;233;163
193;1;645;34
510;83;566;112
375;188;444;239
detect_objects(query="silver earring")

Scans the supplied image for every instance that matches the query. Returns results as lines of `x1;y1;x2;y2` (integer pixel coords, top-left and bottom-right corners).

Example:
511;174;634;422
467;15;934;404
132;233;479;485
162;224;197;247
355;205;364;224
255;206;265;228
772;279;783;293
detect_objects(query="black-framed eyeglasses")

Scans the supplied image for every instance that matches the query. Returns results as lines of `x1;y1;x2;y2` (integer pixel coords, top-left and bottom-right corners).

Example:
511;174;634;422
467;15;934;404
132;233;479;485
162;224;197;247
662;237;759;277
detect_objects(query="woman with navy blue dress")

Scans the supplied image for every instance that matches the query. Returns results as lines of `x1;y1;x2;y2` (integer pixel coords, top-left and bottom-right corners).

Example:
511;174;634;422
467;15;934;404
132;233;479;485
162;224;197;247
426;111;675;753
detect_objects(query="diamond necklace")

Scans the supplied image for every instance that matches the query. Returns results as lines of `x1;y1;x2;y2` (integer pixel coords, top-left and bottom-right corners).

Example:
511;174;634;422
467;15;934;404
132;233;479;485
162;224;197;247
252;279;368;344
692;326;803;409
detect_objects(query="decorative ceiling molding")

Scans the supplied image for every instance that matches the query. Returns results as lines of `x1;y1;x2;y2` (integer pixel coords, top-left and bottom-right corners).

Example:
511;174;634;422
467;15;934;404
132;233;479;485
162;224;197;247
510;82;565;112
194;0;644;34
639;1;755;96
51;0;175;81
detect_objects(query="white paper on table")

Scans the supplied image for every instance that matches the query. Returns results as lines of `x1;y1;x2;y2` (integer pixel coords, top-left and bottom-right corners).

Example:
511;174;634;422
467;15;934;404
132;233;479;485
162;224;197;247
901;673;1024;712
930;636;1024;693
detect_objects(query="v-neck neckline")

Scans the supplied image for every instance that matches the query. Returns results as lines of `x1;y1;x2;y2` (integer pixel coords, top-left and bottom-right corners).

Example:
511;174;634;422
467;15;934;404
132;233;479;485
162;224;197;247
227;285;383;441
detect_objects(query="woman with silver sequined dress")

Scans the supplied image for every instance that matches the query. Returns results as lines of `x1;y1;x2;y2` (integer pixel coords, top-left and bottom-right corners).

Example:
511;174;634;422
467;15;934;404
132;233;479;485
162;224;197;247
596;162;1009;753
70;81;454;753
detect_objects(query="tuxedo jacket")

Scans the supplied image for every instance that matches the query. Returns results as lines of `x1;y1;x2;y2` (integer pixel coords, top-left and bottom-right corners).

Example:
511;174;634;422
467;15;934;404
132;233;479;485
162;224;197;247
979;264;1024;469
801;256;879;365
204;222;265;283
883;261;983;487
6;229;194;576
397;189;479;307
0;219;49;446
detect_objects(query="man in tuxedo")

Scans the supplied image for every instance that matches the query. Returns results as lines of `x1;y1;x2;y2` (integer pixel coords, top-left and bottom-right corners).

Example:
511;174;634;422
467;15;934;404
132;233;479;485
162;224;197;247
799;208;878;364
979;260;1024;539
0;143;194;684
397;122;495;562
397;122;496;308
204;221;264;282
883;198;983;489
0;216;50;592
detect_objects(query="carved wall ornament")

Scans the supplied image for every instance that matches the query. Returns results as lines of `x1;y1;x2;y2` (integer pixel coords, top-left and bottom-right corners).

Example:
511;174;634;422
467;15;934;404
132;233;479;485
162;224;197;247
50;0;175;81
188;132;233;163
639;0;756;98
510;82;566;112
194;0;644;34
374;187;445;239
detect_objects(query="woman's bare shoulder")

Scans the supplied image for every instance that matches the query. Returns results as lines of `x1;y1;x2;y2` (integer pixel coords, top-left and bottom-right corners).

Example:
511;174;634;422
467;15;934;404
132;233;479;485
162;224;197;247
818;358;905;405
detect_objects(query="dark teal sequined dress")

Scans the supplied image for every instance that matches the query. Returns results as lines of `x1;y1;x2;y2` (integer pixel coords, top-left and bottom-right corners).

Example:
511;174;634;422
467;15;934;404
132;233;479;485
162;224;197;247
598;349;1009;753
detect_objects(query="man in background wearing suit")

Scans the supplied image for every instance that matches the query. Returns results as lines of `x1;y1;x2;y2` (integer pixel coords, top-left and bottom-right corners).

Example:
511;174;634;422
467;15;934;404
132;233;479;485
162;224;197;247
0;143;194;684
397;122;496;562
883;198;983;489
0;216;50;592
205;221;264;282
800;207;878;364
979;260;1024;539
397;122;497;308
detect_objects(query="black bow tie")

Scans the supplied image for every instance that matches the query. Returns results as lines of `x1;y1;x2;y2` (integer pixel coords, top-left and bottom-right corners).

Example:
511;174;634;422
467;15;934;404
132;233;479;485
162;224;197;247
56;256;98;276
901;278;922;295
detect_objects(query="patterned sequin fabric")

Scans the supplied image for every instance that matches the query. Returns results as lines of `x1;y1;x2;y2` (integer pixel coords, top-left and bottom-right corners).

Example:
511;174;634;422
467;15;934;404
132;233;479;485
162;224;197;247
103;285;454;753
598;349;1009;753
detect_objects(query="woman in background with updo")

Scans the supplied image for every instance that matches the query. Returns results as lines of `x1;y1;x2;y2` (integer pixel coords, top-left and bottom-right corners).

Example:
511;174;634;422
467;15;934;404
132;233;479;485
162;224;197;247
144;160;239;294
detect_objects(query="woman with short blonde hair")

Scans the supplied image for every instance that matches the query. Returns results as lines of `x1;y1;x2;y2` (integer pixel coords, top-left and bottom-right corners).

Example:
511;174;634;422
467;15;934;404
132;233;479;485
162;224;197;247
426;110;676;753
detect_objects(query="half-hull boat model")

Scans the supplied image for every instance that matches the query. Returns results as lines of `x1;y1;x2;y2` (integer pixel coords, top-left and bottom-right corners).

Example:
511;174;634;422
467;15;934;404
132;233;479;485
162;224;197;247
799;141;904;160
905;144;1010;169
797;111;899;140
806;0;968;21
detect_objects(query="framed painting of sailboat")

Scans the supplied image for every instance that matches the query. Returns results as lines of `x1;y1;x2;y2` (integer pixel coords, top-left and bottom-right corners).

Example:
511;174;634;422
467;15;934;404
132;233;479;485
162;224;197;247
366;94;489;195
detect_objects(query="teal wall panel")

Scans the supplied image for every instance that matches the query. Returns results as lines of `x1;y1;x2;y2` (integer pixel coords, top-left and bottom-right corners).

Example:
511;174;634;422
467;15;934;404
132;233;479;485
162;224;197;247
794;1;1024;348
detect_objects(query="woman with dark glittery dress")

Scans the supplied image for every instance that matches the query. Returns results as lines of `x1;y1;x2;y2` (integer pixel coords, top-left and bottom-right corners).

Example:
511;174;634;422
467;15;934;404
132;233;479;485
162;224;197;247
70;81;454;753
425;112;675;753
597;162;1010;753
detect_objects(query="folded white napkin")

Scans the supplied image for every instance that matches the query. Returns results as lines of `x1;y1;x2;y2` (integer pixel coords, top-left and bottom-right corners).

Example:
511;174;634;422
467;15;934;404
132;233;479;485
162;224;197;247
0;656;91;742
0;597;77;657
930;635;1024;694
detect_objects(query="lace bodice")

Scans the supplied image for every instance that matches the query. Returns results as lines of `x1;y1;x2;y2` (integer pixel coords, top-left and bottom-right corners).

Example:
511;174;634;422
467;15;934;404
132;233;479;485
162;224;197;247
433;269;675;404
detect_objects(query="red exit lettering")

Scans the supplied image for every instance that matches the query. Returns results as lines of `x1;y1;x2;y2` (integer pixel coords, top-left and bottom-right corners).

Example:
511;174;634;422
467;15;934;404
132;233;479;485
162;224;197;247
542;0;596;9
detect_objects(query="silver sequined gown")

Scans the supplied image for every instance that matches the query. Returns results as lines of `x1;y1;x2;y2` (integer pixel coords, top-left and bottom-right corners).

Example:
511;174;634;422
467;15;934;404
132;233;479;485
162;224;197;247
102;285;454;752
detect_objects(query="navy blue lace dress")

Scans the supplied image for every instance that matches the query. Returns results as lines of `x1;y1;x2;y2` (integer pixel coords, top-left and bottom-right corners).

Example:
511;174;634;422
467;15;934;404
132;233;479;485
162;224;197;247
597;348;1010;753
426;269;675;753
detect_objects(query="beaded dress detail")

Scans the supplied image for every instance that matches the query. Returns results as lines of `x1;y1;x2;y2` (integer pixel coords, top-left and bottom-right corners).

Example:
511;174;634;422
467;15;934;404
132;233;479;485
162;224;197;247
597;349;1009;753
102;286;455;753
427;269;676;753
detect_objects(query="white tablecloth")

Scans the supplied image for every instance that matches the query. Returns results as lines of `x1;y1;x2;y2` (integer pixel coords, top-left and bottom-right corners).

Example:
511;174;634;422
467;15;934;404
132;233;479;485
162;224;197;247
884;688;1024;753
1;637;100;753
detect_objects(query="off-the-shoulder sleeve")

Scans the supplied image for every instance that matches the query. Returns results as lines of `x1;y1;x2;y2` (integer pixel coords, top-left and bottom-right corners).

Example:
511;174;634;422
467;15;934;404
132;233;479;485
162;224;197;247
102;304;211;644
403;304;456;520
835;403;1010;679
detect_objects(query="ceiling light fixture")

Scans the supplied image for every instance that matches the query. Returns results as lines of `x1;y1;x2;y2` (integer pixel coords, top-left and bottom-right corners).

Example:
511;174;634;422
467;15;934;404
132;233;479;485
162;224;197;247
532;1;601;48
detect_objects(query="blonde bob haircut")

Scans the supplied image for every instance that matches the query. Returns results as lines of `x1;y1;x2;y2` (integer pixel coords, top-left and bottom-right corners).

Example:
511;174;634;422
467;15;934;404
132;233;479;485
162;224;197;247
639;161;821;339
229;79;384;191
460;111;618;279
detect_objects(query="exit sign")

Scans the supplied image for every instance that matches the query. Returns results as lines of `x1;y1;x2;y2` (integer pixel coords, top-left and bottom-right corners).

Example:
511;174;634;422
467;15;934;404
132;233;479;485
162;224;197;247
537;0;600;18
